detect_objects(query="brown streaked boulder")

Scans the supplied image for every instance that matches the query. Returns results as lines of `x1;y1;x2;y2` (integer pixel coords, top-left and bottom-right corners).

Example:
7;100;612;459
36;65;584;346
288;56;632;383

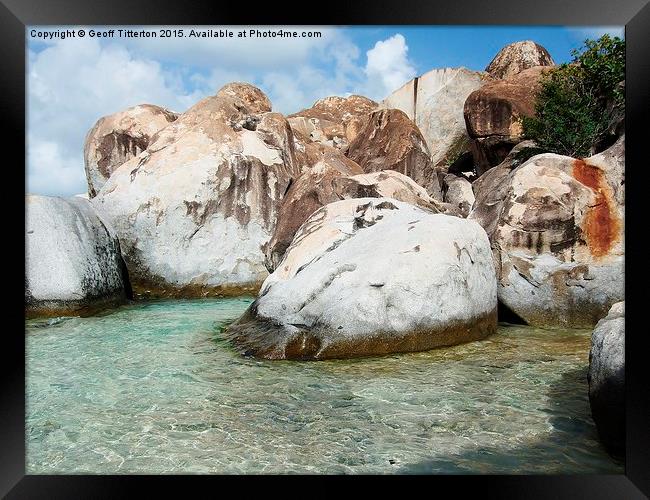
485;40;554;80
464;66;553;174
346;108;442;199
288;95;377;150
83;104;178;197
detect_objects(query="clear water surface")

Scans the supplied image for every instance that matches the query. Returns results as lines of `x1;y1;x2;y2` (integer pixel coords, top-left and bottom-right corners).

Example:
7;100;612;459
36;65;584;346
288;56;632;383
26;298;622;474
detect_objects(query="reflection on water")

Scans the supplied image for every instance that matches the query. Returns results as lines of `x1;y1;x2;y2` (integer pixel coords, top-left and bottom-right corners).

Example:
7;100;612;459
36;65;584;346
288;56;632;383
26;298;622;474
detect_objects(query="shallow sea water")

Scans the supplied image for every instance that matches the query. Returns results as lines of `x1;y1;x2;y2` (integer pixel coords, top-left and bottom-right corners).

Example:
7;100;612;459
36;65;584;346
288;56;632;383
26;298;622;474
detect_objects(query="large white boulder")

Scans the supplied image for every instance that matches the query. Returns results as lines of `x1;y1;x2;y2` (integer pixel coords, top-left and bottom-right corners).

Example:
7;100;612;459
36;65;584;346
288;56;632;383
226;197;497;360
25;194;128;318
92;83;300;298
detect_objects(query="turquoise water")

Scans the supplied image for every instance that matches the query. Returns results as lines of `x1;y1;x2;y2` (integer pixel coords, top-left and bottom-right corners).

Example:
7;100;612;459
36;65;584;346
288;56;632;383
26;298;622;474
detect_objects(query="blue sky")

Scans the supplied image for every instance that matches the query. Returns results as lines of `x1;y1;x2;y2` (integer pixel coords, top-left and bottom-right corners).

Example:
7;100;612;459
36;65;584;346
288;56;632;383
27;25;623;196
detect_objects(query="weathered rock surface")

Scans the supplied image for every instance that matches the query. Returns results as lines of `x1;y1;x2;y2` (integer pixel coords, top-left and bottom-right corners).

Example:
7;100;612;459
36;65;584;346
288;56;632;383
226;197;498;360
26;195;129;318
442;174;475;217
84;104;178;198
288;95;377;150
381;67;490;171
92;83;300;298
588;301;625;456
470;136;625;327
464;66;553;174
485;40;555;80
346;108;443;198
264;166;444;272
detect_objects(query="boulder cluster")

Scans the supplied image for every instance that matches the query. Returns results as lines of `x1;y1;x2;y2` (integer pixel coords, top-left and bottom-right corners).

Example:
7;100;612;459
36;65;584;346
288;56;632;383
25;38;625;453
25;41;625;448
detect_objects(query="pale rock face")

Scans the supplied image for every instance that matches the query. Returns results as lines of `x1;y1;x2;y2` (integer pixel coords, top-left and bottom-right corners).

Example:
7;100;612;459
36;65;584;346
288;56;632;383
25;195;128;318
381;67;490;170
485;40;555;79
346;108;443;199
92;83;300;298
226;197;498;360
288;95;377;150
442;174;475;217
470;136;625;327
264;165;446;272
588;301;625;456
84;104;178;198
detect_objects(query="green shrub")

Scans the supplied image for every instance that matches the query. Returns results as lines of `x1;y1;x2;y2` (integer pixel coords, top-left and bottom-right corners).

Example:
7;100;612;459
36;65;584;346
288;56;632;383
523;35;625;157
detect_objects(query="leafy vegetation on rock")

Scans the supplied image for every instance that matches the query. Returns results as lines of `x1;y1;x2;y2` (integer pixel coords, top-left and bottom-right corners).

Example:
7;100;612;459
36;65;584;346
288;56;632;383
523;35;625;157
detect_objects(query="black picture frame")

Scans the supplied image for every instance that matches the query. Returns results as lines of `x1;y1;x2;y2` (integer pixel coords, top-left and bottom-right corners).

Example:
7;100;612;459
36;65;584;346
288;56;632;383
4;0;649;496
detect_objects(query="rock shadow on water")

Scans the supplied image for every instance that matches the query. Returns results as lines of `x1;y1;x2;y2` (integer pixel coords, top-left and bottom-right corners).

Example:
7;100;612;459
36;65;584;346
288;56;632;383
397;368;624;474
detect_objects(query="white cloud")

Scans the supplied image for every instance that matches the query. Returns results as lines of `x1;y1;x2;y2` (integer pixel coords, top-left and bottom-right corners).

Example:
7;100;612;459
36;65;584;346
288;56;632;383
363;34;417;101
27;37;203;197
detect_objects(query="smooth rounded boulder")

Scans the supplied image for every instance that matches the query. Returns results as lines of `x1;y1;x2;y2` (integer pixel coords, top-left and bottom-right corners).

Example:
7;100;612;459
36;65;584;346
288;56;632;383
485;40;555;79
588;301;625;457
92;83;300;298
226;197;498;360
470;136;624;327
84;104;178;197
346;108;442;198
25;195;129;318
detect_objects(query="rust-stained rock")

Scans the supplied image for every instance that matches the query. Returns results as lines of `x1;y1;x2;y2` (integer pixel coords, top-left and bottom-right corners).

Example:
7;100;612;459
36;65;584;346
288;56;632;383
346;108;442;199
264;166;446;271
485;40;555;80
83;104;178;197
288;95;377;150
469;136;624;327
226;197;497;360
464;66;553;174
92;83;300;298
381;67;490;172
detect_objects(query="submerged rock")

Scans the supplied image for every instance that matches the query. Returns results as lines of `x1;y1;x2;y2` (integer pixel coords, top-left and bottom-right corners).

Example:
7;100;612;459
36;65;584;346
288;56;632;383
226;197;497;360
485;40;555;80
588;301;625;457
380;67;489;172
288;95;377;150
346;108;442;198
470;136;625;327
464;66;553;174
84;104;178;198
92;83;300;298
25;195;129;318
